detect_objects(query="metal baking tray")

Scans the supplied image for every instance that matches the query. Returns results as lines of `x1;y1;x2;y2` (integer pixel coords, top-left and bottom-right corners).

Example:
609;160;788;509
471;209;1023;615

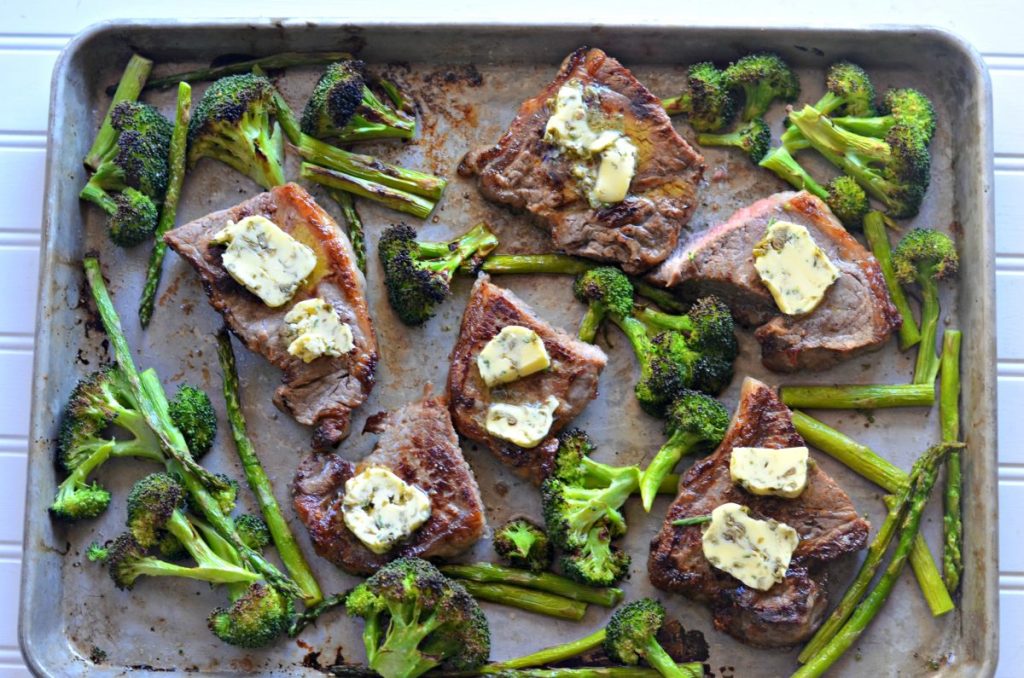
19;19;997;677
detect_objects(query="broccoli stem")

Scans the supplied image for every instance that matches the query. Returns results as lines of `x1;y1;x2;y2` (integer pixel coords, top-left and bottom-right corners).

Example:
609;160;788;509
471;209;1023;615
440;563;623;607
128;557;263;585
780;383;934;409
793;444;953;678
941;330;963;592
912;273;942;384
334;87;416;143
424;223;499;276
790;410;954;617
480;628;607;672
216;330;324;606
578;305;606;343
331;190;366;273
456;580;587;621
139;82;191;328
863;212;921;350
758;145;829;200
163;510;260;584
828;115;897;139
85;54;153;171
634;307;694;334
136;52;352;92
641;635;690;678
78;182;118;215
492;668;702;678
301;163;435;219
639;429;701;512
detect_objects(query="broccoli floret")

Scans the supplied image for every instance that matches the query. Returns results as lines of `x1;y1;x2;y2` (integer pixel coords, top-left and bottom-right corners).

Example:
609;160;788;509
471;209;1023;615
638;391;729;511
757;146;869;229
723;53;800;122
188;73;285;189
493;518;552;573
168;385;217;458
346;557;491;678
81;101;173;200
78;184;160;248
893;229;959;384
301;60;415;142
573;267;635;342
696;118;771;163
235;513;271;552
815;62;876;117
604;599;688;678
208;582;294;648
541;430;639;587
788;104;931;218
661;62;734;132
98;532;258;591
379;223;499;325
832;87;936;145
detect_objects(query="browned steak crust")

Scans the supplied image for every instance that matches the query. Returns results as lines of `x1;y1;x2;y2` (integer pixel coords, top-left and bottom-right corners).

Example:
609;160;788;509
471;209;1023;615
460;47;705;274
648;377;869;648
164;183;377;449
447;276;607;485
292;394;485;575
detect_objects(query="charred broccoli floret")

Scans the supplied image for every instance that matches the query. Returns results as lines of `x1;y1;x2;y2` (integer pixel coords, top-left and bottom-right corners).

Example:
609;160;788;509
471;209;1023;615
832;87;936;144
661;62;735;132
379;223;498;325
723;53;800;122
301;60;415;142
167;384;217;458
77;185;161;247
234;513;271;552
814;61;876;118
541;430;639;587
696;118;771;163
208;582;294;648
188;73;285;189
346;557;491;678
638;391;729;511
757;145;870;228
604;599;689;678
892;229;959;384
81;101;172;200
573;267;635;343
493;518;552;573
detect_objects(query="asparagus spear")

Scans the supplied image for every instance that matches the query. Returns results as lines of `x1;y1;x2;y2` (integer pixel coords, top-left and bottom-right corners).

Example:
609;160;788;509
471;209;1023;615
131;51;352;92
793;443;955;678
780;383;934;409
85;54;153;170
488;667;703;678
289;591;348;637
479;628;608;672
941;330;964;592
440;563;623;607
863;211;921;350
456;579;588;621
331;190;366;273
216;329;324;606
301;163;435;219
139;82;191;328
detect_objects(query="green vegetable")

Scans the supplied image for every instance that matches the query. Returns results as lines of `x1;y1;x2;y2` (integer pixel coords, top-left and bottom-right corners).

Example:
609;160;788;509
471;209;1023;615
757;146;869;229
301;60;415;142
941;330;964;592
661;61;734;132
696;118;771;163
480;628;607;672
135;52;353;92
85;54;154;171
863;211;921;349
457;580;587;621
332;190;366;273
604;599;690;678
722;53;800;122
490;668;703;678
167;383;217;458
573;267;635;343
440;563;623;607
208;582;295;648
830;88;936;144
780;383;935;409
493;518;553;573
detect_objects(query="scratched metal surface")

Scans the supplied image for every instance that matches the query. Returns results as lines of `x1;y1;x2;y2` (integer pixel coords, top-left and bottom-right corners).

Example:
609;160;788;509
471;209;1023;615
20;20;996;677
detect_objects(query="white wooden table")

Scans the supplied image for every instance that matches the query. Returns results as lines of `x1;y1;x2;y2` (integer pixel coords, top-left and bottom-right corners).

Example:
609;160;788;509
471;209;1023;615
0;2;1019;675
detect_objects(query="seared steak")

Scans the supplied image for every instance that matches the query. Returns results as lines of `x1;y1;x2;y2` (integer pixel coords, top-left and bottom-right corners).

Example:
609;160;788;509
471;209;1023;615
649;191;900;372
447;276;607;484
164;183;377;449
460;47;705;274
648;377;869;648
292;393;485;575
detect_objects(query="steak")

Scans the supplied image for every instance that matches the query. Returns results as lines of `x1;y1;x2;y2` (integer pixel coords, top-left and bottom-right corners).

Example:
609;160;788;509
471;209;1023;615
164;183;377;449
447;276;607;484
648;377;869;648
292;393;486;575
648;191;901;372
459;47;705;274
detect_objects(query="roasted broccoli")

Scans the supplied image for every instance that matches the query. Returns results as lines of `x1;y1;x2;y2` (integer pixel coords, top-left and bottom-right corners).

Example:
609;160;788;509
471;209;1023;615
346;557;491;678
661;62;734;132
757;145;869;228
379;222;499;325
167;384;217;458
494;518;553;573
301;60;415;142
573;267;635;343
638;391;729;511
787;103;931;218
723;53;800;122
234;513;271;552
604;599;689;678
541;430;639;587
208;582;294;648
78;185;160;247
188;73;285;189
695;118;771;163
831;87;936;145
892;229;959;384
814;62;876;118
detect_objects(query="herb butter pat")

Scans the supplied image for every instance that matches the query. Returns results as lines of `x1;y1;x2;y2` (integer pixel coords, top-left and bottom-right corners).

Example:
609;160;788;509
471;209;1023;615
701;502;799;591
283;298;354;363
543;81;638;205
753;220;840;315
485;396;560;448
730;446;809;498
477;325;551;387
341;466;432;554
211;215;317;308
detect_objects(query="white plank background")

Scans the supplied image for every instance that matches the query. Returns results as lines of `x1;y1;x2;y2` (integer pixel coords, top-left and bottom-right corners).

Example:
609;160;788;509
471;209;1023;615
0;1;1019;675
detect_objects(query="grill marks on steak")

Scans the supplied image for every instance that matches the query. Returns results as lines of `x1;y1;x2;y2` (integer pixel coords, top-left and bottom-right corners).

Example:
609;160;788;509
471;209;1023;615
460;47;705;274
649;191;900;372
164;183;377;449
648;377;869;648
447;276;607;484
291;394;485;575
